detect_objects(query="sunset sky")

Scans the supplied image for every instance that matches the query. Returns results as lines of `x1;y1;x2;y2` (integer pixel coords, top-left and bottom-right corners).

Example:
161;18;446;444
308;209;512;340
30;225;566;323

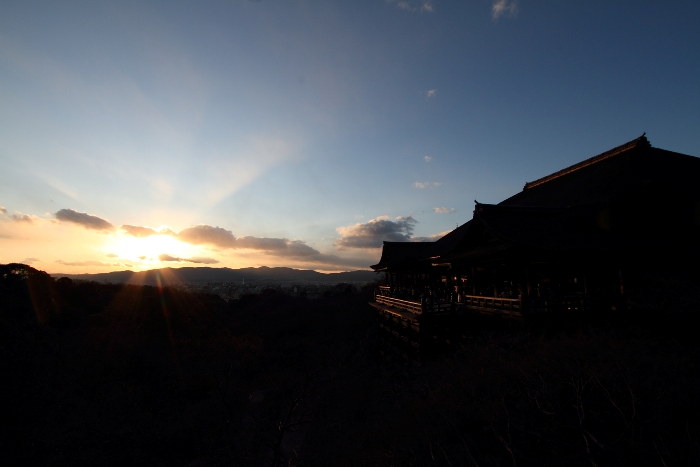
1;1;699;273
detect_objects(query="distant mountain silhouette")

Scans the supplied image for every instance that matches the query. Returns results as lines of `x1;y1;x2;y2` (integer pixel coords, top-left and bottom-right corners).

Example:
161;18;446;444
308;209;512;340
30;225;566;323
51;266;378;286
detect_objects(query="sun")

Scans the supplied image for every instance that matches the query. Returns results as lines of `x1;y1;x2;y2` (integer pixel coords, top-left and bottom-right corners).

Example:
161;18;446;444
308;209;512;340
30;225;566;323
103;232;200;266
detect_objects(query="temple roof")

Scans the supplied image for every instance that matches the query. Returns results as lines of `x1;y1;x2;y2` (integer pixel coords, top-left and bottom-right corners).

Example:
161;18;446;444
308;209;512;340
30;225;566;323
370;220;474;270
370;241;435;271
371;134;700;268
499;135;700;208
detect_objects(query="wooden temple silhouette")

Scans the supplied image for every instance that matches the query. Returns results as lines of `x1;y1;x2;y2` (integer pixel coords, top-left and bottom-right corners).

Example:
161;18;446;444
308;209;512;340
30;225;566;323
370;135;700;354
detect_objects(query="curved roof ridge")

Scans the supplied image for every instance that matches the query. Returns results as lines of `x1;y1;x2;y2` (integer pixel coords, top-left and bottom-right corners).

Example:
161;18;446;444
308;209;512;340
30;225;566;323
475;203;565;213
523;134;650;190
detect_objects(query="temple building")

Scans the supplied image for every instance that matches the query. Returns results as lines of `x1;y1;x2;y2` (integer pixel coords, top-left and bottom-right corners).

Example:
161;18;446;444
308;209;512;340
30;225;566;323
371;135;700;345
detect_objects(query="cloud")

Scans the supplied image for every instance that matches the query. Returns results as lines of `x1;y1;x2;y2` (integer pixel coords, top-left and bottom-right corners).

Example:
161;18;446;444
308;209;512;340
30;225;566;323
121;225;177;238
426;89;436;98
413;181;441;189
158;254;181;262
55;260;114;267
433;207;456;214
55;209;114;231
174;225;333;260
492;0;518;19
0;206;6;214
387;0;433;13
121;225;159;238
177;225;237;248
10;213;39;223
412;230;451;242
138;256;147;260
105;253;118;258
158;253;220;265
187;257;219;264
23;257;40;264
336;216;417;249
424;156;432;162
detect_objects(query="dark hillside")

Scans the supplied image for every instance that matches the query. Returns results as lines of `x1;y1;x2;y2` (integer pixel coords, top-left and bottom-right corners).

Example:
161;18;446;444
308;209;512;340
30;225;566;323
1;264;699;466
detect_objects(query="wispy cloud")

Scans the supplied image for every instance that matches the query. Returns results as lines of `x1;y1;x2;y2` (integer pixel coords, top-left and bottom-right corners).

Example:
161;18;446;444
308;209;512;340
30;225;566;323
424;156;432;162
413;181;441;189
387;0;434;13
10;213;39;223
336;216;417;249
55;209;114;231
0;206;7;215
492;0;518;19
433;207;456;214
55;260;114;267
158;254;217;264
23;257;40;264
412;230;451;242
426;89;436;98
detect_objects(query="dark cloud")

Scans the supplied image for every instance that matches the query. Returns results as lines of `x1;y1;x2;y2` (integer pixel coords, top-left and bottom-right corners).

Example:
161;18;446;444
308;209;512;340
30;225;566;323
177;225;236;248
335;216;417;249
175;225;333;261
158;254;219;265
158;254;181;262
55;209;114;231
186;257;219;264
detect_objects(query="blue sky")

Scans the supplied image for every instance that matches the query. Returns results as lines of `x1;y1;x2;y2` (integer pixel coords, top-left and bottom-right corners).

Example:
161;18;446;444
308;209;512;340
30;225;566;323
1;0;699;272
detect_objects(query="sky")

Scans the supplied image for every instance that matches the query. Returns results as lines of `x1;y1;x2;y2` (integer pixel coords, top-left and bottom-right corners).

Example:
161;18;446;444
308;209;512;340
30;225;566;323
1;0;700;274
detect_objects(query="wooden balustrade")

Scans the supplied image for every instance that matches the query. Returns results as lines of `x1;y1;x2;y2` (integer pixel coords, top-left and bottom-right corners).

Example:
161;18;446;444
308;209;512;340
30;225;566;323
375;295;423;314
460;294;522;315
374;289;621;318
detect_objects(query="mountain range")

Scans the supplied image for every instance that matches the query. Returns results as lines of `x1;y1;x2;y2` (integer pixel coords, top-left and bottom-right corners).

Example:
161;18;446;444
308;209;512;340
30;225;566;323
52;266;379;286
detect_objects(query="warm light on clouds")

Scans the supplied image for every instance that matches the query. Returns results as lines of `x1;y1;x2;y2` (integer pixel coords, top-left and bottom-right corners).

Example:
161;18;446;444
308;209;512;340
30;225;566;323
10;213;38;223
0;205;368;272
105;231;195;265
158;253;219;264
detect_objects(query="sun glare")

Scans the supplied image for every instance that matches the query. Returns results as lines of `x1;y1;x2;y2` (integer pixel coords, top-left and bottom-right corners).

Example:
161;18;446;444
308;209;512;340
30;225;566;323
104;233;198;266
